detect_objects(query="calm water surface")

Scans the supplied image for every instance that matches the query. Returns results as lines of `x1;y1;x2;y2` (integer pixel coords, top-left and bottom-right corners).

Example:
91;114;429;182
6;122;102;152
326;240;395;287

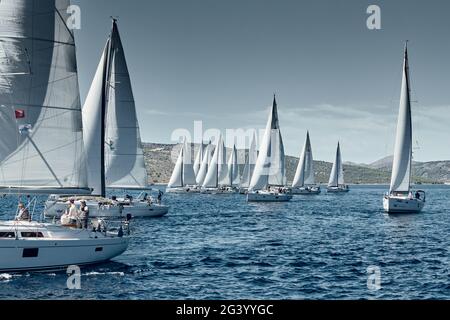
0;185;449;300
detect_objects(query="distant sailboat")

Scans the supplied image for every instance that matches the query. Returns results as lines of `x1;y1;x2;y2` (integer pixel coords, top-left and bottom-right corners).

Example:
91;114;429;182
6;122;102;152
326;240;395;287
0;0;128;272
292;132;321;195
196;141;214;186
383;43;425;213
247;96;292;202
201;135;237;194
193;142;204;177
327;142;349;193
166;140;199;193
45;19;168;218
239;132;258;194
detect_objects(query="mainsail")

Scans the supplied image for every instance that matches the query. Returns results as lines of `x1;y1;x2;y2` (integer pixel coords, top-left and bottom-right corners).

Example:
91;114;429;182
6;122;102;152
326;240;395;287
0;0;90;194
193;143;204;177
168;140;196;188
104;20;148;190
292;132;315;188
240;132;258;189
203;135;228;188
196;141;213;186
225;145;240;187
328;143;345;188
389;44;413;194
249;96;286;192
84;19;149;196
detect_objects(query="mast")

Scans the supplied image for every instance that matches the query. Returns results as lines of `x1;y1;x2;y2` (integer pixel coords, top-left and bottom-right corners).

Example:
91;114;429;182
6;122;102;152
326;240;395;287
99;19;115;197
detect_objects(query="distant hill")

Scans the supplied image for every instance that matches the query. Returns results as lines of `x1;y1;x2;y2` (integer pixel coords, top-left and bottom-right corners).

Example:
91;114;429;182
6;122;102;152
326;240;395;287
143;143;441;185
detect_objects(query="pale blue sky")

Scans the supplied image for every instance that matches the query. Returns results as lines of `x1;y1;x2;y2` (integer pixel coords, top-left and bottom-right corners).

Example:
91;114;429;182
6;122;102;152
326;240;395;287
72;0;450;163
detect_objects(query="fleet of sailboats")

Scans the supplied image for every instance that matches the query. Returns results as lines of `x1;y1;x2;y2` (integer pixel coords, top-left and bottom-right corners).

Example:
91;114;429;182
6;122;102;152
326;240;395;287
0;1;435;274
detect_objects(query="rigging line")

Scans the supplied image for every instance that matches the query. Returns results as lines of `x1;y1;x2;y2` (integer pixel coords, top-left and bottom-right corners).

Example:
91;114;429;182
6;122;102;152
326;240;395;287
54;5;75;42
0;36;75;47
0;103;81;112
26;136;63;188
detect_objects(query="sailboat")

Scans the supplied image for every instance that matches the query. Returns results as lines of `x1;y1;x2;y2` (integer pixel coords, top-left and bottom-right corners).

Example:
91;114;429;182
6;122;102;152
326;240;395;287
327;142;349;193
239;133;258;194
166;140;199;193
45;19;169;218
195;141;214;187
0;0;128;272
383;43;425;213
247;96;292;202
201;135;237;194
193;142;204;177
292;132;321;195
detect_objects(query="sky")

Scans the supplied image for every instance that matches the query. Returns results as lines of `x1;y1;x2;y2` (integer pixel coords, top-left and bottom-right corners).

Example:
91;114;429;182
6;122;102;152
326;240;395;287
72;0;450;164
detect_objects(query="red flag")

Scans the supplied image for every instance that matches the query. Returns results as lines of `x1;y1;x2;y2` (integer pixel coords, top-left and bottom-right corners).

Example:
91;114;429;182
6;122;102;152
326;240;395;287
15;109;25;119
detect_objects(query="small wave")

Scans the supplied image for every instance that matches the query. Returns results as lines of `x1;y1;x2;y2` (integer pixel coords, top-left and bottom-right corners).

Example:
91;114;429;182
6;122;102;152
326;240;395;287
84;272;125;276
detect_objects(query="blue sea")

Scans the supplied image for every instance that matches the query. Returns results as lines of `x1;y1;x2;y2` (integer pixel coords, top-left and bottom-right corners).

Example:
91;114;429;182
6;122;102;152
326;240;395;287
0;185;449;300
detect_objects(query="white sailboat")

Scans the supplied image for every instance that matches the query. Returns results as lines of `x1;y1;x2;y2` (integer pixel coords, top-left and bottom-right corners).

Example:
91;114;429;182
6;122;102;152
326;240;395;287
292;132;321;195
166;140;199;193
193;142;204;177
195;141;214;187
45;19;168;218
383;44;425;214
327;142;349;193
239;132;258;194
247;96;292;202
0;0;128;272
201;135;236;194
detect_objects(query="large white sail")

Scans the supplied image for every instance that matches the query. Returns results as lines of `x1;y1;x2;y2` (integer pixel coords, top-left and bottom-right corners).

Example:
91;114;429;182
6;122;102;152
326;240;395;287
240;132;258;189
168;146;184;188
249;97;286;191
193;143;204;177
0;0;90;194
328;143;345;187
196;141;213;185
227;145;240;187
293;132;315;188
203;135;228;188
104;20;148;190
389;45;412;194
183;140;196;185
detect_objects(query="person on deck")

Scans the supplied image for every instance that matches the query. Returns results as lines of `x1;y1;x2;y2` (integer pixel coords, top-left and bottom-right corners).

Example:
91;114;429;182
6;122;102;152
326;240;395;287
79;200;89;229
67;199;79;225
17;203;30;221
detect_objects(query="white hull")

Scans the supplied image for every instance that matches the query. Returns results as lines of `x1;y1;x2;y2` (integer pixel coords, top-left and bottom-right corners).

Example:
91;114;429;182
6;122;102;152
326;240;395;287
327;186;350;193
0;221;128;272
291;186;321;195
45;198;168;219
166;186;201;194
201;188;238;195
247;191;292;202
383;195;425;214
120;202;169;218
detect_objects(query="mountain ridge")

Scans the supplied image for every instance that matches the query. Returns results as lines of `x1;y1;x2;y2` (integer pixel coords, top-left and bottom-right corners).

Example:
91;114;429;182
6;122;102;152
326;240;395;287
143;143;448;185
